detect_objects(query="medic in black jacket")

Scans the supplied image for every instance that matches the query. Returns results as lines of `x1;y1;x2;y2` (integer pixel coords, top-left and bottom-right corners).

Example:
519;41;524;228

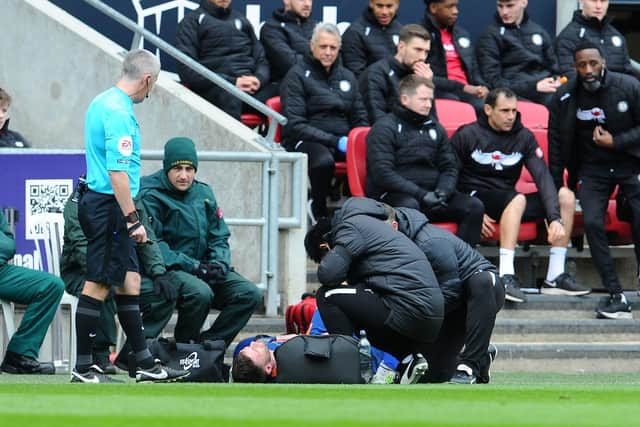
549;42;640;320
366;75;484;246
341;1;403;77
476;1;560;108
175;0;274;120
453;87;589;303
556;6;634;77
260;2;317;84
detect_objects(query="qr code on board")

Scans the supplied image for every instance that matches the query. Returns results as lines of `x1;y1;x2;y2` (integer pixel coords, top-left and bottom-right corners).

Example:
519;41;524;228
25;179;72;239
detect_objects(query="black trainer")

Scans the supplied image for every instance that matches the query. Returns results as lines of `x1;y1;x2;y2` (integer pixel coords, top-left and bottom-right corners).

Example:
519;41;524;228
0;351;55;374
477;344;498;384
542;273;591;296
596;294;632;320
135;360;190;383
450;364;476;384
502;274;527;303
94;354;117;375
71;365;124;383
395;353;428;384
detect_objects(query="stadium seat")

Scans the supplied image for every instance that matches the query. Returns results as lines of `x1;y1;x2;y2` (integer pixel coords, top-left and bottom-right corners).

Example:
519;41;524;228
518;101;549;130
241;113;267;129
435;99;476;137
265;96;283;143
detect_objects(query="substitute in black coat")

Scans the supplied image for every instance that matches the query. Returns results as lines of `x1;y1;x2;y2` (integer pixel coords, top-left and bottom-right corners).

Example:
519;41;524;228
341;1;403;77
556;4;633;77
359;24;433;124
260;1;316;84
549;43;640;319
476;1;561;108
0;88;29;148
423;0;488;115
175;0;275;120
395;207;503;384
453;87;589;303
281;23;369;219
366;75;484;245
307;198;444;369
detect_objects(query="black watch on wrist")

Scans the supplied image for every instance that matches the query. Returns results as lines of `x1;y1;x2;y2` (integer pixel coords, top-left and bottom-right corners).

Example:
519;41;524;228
125;210;140;224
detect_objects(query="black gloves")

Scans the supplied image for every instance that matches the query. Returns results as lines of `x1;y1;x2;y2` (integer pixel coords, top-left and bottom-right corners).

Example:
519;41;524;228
153;272;177;302
421;190;448;210
193;262;227;285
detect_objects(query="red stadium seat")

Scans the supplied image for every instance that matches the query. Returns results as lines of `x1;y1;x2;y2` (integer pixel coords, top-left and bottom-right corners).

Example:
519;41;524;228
265;96;283;143
241;113;266;129
435;99;477;137
346;127;371;196
517;101;549;130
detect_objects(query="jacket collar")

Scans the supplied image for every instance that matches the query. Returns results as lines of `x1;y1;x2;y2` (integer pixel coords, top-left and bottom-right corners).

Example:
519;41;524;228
304;54;340;77
494;10;529;29
393;104;432;127
0;119;9;135
389;57;413;76
423;11;454;33
573;10;611;29
201;0;231;19
274;8;307;24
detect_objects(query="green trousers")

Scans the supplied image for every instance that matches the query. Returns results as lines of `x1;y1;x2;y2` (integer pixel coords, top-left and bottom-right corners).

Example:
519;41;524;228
0;264;64;359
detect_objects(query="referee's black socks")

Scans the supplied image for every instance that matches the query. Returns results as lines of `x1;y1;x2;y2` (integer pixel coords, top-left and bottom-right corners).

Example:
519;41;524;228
75;294;103;373
115;294;155;370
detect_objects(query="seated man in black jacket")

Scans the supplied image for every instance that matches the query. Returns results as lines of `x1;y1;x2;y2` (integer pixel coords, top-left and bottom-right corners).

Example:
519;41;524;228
175;0;276;120
476;0;561;108
556;0;634;77
0;88;29;148
452;88;590;303
423;0;489;115
393;206;504;384
341;0;403;77
549;43;640;319
260;0;316;86
281;22;369;220
359;24;433;124
306;197;444;384
366;75;484;246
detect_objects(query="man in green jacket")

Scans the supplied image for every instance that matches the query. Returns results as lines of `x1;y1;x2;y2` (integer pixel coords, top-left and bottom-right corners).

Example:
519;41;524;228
139;137;261;346
61;182;192;369
0;211;64;374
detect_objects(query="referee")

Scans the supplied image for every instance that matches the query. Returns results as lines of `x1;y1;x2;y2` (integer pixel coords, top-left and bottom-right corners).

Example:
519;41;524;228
71;49;188;383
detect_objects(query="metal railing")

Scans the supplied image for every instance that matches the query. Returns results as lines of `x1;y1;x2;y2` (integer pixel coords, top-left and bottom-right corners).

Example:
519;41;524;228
81;0;288;145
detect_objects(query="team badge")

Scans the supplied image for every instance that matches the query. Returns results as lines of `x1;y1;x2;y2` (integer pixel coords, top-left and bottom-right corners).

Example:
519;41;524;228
428;129;438;140
471;149;523;171
577;107;606;123
531;34;543;46
612;36;622;47
339;80;351;92
458;37;470;48
118;136;133;156
234;19;243;31
618;101;629;113
392;35;400;46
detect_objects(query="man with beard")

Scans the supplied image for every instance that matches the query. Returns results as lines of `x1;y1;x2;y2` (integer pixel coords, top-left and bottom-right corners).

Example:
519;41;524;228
549;42;640;319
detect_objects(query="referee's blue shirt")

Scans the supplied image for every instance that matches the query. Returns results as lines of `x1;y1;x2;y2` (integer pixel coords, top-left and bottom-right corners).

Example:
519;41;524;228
85;87;141;197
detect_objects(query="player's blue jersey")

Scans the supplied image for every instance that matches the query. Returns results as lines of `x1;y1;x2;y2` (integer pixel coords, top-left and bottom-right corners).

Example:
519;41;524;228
85;87;141;197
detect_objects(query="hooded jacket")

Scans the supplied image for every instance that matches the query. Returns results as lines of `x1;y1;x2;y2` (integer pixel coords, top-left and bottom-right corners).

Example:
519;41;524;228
452;111;561;222
260;8;316;83
395;207;495;312
476;12;558;98
365;104;458;201
317;197;444;343
358;56;412;123
175;0;269;93
423;12;487;96
341;8;403;77
281;54;368;150
0;212;16;267
0;119;29;148
556;11;633;76
548;70;640;191
139;170;231;275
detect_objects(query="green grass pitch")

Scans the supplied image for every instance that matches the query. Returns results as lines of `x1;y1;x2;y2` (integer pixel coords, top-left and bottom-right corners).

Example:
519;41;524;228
0;372;638;426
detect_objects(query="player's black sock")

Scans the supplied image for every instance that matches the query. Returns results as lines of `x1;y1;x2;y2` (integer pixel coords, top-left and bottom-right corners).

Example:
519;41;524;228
115;294;154;369
75;294;103;373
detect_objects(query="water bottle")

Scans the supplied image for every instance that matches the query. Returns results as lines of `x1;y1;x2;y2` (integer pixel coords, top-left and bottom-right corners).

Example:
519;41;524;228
358;330;373;384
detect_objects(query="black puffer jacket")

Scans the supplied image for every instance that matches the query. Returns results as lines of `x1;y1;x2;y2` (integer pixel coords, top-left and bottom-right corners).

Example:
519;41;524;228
317;197;444;343
260;8;316;83
341;8;402;77
281;55;368;150
452;112;561;222
423;12;486;95
548;71;640;191
0;119;29;148
555;11;633;76
358;56;412;123
175;0;269;92
476;13;558;98
395;207;495;313
366;104;458;201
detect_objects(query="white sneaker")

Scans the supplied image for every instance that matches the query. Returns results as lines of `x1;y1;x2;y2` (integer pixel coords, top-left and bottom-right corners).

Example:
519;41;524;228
397;354;428;385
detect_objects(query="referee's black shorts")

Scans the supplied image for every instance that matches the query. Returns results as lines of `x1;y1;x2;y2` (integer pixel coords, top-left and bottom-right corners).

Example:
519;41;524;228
470;189;547;222
78;190;139;287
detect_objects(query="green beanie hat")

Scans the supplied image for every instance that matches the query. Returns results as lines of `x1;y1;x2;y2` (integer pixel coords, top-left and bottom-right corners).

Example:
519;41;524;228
163;137;198;174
